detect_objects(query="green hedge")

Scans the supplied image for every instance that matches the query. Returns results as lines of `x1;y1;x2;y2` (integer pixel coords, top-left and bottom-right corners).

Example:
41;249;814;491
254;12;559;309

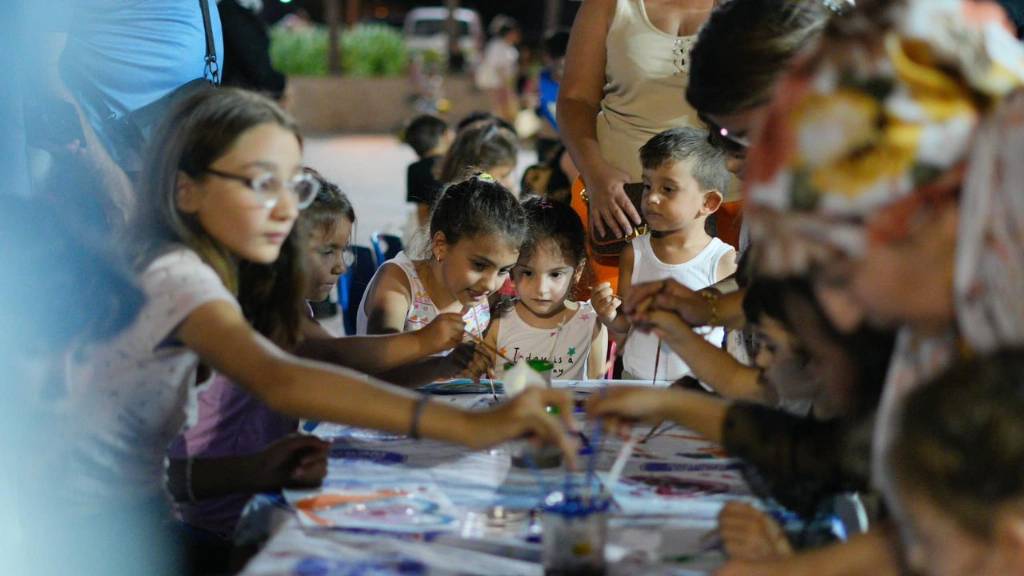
270;24;409;77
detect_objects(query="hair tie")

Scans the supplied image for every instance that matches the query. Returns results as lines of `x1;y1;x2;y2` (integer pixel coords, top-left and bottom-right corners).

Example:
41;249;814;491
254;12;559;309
476;172;496;183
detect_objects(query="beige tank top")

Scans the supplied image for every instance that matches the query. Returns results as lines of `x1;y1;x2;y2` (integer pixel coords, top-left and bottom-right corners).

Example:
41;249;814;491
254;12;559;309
597;0;700;181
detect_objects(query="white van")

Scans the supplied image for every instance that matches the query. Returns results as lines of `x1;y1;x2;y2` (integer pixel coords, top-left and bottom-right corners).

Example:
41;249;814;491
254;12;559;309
403;7;484;68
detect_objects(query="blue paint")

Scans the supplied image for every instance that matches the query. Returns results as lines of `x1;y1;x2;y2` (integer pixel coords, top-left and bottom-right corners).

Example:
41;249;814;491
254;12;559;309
542;493;611;519
328;447;407;464
676;452;716;460
293;556;427;576
641;461;741;472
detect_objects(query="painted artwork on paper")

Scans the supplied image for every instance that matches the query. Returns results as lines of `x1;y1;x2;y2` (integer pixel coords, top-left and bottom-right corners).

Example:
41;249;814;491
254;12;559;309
287;486;460;535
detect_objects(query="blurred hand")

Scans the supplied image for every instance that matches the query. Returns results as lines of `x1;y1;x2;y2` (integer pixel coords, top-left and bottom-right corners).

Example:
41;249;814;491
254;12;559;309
469;387;579;467
591;281;622;324
585;386;675;438
445;342;495;383
418;312;466;355
718;502;793;562
256;434;330;491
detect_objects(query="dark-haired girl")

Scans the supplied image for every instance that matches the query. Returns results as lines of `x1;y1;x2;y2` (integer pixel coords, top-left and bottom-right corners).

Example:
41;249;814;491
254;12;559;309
486;196;609;380
358;174;528;380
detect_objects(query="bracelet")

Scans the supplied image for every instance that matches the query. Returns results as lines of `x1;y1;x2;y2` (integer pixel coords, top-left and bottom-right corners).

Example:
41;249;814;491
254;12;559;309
700;289;720;326
409;395;431;440
185;456;197;504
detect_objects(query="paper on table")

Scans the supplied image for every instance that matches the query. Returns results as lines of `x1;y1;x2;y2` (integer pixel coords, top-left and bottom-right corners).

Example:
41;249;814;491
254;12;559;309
285;485;461;535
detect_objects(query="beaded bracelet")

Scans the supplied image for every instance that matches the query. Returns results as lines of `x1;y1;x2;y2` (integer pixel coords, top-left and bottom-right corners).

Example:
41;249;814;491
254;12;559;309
409;394;431;440
700;289;720;327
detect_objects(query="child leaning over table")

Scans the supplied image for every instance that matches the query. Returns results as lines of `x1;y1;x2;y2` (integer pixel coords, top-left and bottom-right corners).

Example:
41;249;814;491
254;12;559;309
485;196;609;380
166;170;474;553
593;127;737;382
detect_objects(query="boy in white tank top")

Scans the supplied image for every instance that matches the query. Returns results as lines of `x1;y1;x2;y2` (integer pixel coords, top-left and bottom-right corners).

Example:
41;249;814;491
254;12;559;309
594;127;737;382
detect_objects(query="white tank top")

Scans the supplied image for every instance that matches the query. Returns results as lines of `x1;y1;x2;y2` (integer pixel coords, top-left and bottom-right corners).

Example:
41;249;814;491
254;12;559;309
356;251;490;339
597;0;699;181
494;301;599;381
624;235;734;381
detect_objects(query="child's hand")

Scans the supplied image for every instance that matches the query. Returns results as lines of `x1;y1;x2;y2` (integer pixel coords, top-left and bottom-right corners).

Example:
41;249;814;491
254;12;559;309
418;312;466;355
592;281;622;324
718;502;794;562
625;280;711;327
468;387;579;468
255;434;330;491
585;386;673;437
447;342;495;383
634;309;695;350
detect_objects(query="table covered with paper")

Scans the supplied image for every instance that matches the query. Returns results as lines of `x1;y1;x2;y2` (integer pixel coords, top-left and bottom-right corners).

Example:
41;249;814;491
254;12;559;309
238;379;762;576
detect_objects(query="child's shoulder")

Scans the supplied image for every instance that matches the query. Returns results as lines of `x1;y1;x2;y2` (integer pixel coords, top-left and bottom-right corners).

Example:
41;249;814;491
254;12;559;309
567;300;599;324
141;243;234;301
142;246;220;286
369;253;419;296
705;236;737;261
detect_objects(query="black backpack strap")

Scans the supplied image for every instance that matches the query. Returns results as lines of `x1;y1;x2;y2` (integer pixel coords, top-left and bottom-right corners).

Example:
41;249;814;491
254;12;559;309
199;0;219;83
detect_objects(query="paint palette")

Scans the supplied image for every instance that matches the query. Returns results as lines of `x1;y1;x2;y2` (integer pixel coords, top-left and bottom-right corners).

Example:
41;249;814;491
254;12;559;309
417;379;505;395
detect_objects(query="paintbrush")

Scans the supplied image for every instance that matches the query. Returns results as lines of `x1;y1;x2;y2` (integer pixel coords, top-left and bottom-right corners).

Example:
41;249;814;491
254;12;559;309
463;329;515;365
605;433;639;492
639;420;668;444
639;340;664;444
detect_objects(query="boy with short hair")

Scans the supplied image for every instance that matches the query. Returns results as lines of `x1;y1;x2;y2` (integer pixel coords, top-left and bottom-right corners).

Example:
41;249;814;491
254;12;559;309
593;127;737;382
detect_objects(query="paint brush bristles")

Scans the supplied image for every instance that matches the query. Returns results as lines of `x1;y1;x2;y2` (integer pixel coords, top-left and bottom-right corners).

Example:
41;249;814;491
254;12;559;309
639;421;668;444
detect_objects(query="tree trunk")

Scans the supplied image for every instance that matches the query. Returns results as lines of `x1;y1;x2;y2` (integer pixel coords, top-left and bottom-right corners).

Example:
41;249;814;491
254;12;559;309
345;0;360;26
326;0;341;76
544;0;562;36
445;0;464;73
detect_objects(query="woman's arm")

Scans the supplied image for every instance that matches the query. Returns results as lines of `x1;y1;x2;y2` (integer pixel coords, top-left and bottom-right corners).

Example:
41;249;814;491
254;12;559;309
557;0;639;238
177;301;576;452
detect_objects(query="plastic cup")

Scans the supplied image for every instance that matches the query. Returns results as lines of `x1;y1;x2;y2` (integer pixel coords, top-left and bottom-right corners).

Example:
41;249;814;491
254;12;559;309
541;492;609;576
505;359;554;386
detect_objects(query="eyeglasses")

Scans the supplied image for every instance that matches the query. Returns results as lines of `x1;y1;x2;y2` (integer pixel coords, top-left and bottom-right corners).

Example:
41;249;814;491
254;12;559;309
204;168;321;210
